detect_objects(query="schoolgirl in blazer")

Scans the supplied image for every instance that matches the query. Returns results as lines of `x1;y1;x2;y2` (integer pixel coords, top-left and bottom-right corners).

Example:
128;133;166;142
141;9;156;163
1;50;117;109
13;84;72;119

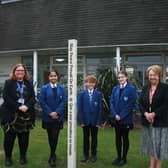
110;82;137;126
110;71;137;166
39;70;67;167
39;83;67;124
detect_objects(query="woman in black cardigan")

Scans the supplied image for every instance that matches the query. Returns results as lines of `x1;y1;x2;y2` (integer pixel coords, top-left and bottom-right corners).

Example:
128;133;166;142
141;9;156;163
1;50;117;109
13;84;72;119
139;65;168;168
1;63;35;167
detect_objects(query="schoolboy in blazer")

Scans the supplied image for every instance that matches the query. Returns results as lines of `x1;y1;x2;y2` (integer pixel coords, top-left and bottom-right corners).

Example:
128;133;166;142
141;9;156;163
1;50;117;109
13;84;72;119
77;75;102;163
110;71;137;166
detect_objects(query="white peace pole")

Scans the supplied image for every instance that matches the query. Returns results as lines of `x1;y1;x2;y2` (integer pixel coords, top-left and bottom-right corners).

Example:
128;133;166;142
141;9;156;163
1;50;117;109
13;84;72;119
67;39;77;168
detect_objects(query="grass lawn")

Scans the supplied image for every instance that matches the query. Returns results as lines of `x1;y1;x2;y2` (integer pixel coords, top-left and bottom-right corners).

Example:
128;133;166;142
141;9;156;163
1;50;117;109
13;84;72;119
0;120;168;168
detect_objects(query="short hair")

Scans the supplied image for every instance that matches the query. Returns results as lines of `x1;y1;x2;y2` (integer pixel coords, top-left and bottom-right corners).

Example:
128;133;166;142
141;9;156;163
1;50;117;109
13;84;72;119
117;71;128;77
146;65;162;80
9;63;30;80
85;75;97;83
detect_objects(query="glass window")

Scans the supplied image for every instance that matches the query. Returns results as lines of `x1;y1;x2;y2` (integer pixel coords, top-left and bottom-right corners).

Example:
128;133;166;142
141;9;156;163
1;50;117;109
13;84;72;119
87;57;113;65
126;55;161;63
165;56;168;63
38;55;50;87
53;56;68;65
125;64;164;89
86;56;114;75
21;56;33;80
52;56;83;65
1;0;21;4
125;65;147;89
51;55;85;90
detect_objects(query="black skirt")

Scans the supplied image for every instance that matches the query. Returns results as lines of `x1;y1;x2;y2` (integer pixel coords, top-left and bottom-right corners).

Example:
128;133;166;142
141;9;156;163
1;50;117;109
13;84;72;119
42;120;63;129
111;120;133;129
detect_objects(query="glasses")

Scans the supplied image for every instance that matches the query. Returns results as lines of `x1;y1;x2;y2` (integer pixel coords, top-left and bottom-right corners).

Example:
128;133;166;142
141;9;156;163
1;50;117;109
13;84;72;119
15;69;25;72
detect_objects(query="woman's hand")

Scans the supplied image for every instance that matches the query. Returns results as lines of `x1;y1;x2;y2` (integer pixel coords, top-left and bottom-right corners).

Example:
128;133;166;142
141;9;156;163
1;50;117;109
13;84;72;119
144;112;155;123
149;112;156;123
19;105;28;112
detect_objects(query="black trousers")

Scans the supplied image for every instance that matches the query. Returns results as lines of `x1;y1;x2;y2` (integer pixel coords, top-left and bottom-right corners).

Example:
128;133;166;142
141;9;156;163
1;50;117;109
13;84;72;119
114;124;130;160
4;130;29;158
46;127;60;157
83;125;98;157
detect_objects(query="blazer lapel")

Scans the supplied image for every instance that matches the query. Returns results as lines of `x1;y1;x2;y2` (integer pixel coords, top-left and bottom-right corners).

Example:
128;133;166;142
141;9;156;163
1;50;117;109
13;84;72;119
151;83;160;105
146;85;150;106
116;86;120;102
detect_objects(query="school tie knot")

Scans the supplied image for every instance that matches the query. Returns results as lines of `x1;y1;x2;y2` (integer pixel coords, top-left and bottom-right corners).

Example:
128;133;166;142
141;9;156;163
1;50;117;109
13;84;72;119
120;84;124;89
89;91;93;103
52;85;57;99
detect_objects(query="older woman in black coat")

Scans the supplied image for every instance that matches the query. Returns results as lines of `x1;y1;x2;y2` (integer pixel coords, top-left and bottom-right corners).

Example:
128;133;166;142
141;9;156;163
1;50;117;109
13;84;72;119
139;65;168;168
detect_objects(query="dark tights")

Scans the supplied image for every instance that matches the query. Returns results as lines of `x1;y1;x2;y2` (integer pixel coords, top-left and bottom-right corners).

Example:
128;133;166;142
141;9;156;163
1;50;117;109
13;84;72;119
4;130;29;158
46;127;60;157
114;124;130;160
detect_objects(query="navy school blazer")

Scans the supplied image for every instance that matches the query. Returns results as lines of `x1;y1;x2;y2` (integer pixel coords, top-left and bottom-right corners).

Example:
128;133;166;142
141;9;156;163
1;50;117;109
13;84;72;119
110;83;137;126
77;89;103;126
39;83;67;123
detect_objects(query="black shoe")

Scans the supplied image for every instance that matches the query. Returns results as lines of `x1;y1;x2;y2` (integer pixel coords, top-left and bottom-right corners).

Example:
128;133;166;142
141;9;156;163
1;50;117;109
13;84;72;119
48;156;56;167
5;158;13;167
90;155;97;163
20;157;27;165
80;156;89;163
117;159;127;166
112;158;121;165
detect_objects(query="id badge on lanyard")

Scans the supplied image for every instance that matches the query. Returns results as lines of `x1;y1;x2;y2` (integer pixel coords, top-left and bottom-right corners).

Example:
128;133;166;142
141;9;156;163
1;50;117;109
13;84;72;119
17;82;25;105
18;98;25;104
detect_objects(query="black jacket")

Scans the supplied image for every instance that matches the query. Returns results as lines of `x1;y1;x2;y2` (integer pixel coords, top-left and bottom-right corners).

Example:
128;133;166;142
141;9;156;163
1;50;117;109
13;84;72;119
139;82;168;127
0;79;36;124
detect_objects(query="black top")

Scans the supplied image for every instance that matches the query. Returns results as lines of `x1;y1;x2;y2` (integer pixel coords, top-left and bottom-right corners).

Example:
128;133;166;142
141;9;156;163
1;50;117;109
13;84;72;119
139;82;168;127
1;79;36;124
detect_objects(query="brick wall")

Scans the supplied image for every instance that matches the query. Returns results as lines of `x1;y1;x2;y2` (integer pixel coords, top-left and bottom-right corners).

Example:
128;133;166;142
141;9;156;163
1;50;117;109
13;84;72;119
0;0;168;51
